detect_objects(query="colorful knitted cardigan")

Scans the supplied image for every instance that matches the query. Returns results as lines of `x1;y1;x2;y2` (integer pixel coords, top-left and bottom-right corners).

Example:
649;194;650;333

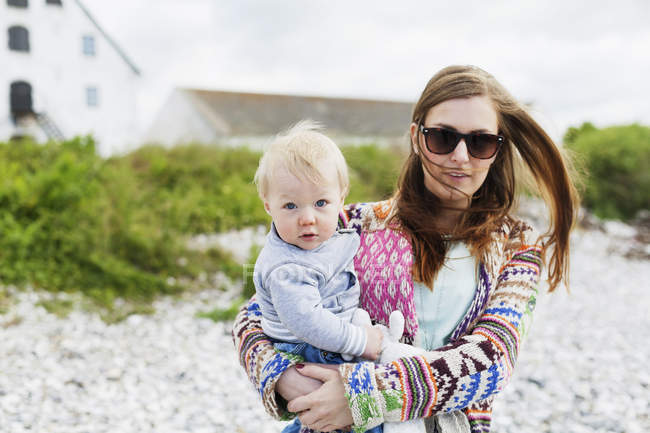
232;200;542;433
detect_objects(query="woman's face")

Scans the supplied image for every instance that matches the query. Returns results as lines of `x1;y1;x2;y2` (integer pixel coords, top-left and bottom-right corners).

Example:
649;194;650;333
410;95;500;209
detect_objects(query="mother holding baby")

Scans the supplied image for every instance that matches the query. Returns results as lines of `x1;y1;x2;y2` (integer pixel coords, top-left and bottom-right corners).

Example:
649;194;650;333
232;65;580;432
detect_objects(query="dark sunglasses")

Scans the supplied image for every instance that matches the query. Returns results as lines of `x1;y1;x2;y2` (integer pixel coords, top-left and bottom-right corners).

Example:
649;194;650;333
419;124;504;159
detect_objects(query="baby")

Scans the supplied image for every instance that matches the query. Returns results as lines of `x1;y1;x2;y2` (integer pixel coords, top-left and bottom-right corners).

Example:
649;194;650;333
252;120;384;433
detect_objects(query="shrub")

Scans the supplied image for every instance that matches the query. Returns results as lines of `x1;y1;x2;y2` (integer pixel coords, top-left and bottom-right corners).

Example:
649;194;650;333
0;138;404;309
114;143;268;233
0;137;181;305
341;144;405;203
564;123;650;220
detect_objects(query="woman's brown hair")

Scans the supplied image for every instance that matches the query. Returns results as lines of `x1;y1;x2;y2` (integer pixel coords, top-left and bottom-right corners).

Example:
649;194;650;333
395;65;580;292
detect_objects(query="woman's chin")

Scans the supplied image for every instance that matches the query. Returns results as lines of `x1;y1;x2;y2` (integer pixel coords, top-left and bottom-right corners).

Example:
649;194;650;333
433;187;473;208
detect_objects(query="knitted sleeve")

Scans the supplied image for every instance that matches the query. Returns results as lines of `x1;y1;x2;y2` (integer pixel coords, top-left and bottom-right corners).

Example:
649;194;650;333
338;229;543;433
231;297;300;421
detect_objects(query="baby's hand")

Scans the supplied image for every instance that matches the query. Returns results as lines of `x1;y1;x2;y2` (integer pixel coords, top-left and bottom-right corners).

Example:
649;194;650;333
362;325;384;360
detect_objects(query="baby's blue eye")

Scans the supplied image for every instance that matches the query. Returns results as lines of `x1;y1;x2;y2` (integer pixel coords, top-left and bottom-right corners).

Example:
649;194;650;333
284;203;296;210
315;199;327;207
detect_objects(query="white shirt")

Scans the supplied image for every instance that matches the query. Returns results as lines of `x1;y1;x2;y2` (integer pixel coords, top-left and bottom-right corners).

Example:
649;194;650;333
414;242;477;350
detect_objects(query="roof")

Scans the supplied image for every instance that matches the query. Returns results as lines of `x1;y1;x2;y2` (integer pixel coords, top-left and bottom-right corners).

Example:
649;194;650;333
185;89;414;137
74;0;141;76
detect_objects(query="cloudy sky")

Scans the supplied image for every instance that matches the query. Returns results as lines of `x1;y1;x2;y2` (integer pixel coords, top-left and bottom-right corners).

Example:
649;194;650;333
83;0;649;141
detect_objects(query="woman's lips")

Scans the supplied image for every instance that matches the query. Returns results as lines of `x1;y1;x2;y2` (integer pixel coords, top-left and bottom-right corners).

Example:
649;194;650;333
444;171;471;180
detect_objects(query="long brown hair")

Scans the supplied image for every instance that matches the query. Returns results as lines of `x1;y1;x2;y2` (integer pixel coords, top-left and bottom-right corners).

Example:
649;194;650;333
394;65;580;292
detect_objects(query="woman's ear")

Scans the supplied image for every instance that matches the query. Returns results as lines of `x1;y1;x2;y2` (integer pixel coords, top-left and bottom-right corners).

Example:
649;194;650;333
409;123;419;155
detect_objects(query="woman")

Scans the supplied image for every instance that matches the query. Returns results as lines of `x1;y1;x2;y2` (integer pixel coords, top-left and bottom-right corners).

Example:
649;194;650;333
232;65;580;433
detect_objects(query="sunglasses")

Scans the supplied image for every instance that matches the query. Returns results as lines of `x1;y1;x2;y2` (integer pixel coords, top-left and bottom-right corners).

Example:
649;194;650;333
419;124;504;159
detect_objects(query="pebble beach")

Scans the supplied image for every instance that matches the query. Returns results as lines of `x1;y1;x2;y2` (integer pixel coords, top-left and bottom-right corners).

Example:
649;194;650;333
1;218;649;433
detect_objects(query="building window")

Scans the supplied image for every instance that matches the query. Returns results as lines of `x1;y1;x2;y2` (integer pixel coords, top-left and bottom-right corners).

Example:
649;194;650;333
82;35;95;56
7;0;28;8
46;0;62;4
86;87;98;107
10;81;33;118
8;26;30;52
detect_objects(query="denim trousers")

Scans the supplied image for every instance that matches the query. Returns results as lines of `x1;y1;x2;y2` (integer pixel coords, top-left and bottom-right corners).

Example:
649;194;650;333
274;341;383;433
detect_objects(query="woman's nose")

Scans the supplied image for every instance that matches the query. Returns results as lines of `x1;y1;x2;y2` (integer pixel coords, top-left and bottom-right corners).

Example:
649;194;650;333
450;139;470;163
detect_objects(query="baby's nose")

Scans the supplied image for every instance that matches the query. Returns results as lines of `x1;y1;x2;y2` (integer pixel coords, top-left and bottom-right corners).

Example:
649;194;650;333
299;209;315;225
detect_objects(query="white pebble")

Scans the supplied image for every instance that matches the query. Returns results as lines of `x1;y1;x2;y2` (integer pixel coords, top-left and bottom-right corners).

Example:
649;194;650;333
0;221;648;433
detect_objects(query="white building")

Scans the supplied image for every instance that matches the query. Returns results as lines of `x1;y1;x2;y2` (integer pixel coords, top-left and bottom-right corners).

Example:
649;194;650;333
0;0;140;155
146;88;413;149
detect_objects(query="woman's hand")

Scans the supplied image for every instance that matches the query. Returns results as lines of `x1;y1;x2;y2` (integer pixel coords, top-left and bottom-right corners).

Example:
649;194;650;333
276;365;325;402
287;364;354;432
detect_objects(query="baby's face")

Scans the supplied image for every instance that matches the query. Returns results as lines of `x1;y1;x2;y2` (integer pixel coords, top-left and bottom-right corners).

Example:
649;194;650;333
264;165;343;250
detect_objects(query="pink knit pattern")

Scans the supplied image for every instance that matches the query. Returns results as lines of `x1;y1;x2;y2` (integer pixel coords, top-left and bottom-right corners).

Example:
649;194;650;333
354;228;419;339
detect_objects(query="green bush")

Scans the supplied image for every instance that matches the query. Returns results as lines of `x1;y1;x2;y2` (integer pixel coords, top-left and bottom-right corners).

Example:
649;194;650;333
342;144;405;203
0;138;404;309
564;123;650;220
0;138;262;305
114;144;268;233
0;137;181;304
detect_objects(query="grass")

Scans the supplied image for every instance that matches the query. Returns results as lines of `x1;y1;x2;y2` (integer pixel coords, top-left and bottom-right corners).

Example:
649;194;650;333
0;288;13;315
196;298;244;322
37;298;75;318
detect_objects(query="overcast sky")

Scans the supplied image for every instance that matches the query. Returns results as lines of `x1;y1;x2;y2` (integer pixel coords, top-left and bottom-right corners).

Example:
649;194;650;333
82;0;650;141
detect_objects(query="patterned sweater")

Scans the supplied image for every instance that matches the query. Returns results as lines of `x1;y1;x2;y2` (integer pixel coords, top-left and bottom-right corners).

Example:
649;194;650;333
232;200;543;433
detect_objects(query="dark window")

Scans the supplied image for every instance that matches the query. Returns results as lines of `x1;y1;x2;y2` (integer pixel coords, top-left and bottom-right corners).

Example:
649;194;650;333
82;35;95;56
8;26;30;52
7;0;28;7
86;87;98;107
10;81;33;117
46;0;62;4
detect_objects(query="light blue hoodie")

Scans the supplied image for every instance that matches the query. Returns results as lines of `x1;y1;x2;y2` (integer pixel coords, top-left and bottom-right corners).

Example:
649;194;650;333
254;225;367;357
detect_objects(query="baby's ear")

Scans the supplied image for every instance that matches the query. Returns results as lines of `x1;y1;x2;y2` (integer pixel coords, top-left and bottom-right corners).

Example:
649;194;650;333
263;201;271;214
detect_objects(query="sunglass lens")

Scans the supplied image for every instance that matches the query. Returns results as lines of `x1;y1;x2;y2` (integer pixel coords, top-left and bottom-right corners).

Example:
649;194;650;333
469;135;498;159
426;129;456;154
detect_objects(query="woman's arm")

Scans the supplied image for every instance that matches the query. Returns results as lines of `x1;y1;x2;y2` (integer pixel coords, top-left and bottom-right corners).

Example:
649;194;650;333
231;296;380;413
231;297;306;419
292;231;543;432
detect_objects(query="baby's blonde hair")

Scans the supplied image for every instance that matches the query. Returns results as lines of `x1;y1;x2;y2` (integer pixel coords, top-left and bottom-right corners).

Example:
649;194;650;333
254;120;350;200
